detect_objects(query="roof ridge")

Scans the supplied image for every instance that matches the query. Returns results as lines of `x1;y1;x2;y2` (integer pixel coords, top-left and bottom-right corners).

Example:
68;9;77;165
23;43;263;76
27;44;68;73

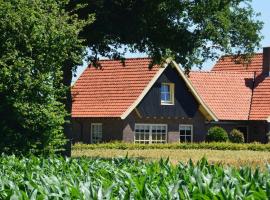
190;70;254;75
95;57;151;62
220;52;263;58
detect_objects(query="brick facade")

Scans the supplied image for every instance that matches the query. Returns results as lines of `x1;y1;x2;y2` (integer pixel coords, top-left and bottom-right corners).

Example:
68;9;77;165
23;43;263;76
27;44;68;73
72;113;268;144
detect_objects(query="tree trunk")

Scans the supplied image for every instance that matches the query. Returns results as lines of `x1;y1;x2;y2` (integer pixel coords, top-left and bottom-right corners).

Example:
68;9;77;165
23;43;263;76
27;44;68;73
61;61;73;157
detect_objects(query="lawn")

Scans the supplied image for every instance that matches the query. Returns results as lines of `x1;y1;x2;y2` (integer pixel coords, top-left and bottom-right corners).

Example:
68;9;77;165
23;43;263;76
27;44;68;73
72;148;270;169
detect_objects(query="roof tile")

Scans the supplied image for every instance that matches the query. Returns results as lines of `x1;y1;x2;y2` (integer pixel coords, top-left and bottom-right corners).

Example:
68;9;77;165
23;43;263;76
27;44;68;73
188;71;254;120
71;58;160;117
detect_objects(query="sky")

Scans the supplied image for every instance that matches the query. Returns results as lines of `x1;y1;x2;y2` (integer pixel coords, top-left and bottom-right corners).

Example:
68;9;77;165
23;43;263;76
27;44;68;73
73;0;270;83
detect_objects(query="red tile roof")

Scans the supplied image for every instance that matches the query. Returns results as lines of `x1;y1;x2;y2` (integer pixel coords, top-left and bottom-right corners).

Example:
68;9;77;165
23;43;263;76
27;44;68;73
188;71;254;120
249;75;270;120
72;58;160;118
72;54;270;121
211;52;270;121
212;53;263;75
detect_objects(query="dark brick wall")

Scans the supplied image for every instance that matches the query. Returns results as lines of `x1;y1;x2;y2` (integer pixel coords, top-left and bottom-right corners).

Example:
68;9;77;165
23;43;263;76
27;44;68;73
72;117;268;143
123;110;208;143
71;118;123;143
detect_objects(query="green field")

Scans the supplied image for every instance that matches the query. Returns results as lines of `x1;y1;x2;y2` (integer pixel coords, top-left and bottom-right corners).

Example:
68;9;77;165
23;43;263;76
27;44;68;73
1;156;270;199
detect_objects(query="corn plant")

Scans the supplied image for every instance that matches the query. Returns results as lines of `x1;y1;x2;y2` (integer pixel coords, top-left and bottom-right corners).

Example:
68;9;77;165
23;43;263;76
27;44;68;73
0;156;270;199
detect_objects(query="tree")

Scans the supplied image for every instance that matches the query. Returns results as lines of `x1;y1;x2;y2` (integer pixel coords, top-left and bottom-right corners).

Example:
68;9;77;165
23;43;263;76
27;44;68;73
68;0;263;69
0;0;91;155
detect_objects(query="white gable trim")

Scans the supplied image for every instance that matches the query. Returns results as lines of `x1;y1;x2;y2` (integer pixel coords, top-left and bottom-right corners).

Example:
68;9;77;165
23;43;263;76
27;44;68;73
120;59;170;119
170;61;218;121
121;58;218;121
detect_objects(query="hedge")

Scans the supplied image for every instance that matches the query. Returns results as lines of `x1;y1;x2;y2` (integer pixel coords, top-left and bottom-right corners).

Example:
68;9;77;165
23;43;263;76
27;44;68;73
72;141;270;151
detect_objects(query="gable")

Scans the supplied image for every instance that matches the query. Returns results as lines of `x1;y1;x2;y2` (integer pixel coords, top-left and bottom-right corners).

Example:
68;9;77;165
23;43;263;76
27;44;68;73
136;66;199;118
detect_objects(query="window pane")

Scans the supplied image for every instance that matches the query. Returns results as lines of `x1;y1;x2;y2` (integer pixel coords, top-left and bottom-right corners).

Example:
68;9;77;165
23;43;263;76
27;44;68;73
165;93;170;102
180;130;186;135
161;93;166;101
180;136;186;142
161;84;169;93
185;131;191;136
92;124;102;144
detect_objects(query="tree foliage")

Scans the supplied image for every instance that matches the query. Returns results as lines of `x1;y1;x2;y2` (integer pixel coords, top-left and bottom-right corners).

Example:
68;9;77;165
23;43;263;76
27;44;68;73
0;0;90;155
68;0;263;69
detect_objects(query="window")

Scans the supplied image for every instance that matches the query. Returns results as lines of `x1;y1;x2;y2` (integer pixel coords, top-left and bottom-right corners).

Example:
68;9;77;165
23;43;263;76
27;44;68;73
161;83;174;105
134;124;167;144
91;123;102;143
179;125;193;142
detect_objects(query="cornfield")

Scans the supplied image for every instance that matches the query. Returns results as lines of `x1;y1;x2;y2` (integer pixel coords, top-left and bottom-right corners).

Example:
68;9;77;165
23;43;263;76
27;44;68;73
0;156;270;199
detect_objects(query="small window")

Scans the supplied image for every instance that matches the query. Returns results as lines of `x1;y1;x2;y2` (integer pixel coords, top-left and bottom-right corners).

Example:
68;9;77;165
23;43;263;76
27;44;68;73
161;83;174;105
91;123;102;143
179;125;193;142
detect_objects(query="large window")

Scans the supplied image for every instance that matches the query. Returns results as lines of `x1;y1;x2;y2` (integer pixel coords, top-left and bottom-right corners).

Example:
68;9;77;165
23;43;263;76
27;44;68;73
91;123;102;143
179;125;193;142
134;124;167;144
161;83;174;105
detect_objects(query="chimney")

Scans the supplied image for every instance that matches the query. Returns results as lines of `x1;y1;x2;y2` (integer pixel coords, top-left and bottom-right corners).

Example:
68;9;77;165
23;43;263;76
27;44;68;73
263;47;270;76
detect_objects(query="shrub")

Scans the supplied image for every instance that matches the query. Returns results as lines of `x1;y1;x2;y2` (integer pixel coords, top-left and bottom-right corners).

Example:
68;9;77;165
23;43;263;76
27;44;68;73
205;126;228;142
229;129;245;143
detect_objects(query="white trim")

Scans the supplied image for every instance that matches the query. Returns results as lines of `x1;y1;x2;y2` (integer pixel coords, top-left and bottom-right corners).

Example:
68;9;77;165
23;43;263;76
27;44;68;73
134;123;168;144
91;123;103;144
120;58;172;119
161;83;175;105
179;124;193;142
170;61;218;121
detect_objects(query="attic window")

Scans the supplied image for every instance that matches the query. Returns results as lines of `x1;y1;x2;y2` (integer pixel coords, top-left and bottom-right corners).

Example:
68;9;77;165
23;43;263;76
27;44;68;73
161;83;174;105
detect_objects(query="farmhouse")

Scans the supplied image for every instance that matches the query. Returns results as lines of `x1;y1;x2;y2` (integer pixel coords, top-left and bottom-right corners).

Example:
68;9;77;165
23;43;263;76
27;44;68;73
71;47;270;144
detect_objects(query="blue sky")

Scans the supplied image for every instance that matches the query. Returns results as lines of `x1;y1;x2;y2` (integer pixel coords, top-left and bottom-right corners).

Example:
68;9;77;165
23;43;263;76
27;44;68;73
73;0;270;82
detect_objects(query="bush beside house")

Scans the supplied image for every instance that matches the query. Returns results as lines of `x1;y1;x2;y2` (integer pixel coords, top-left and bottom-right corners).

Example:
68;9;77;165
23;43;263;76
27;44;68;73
205;126;228;142
229;129;245;143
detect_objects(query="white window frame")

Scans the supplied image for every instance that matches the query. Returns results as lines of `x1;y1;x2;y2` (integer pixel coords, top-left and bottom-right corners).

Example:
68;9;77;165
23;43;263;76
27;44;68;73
161;83;175;105
179;124;193;143
134;123;167;144
91;123;103;144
